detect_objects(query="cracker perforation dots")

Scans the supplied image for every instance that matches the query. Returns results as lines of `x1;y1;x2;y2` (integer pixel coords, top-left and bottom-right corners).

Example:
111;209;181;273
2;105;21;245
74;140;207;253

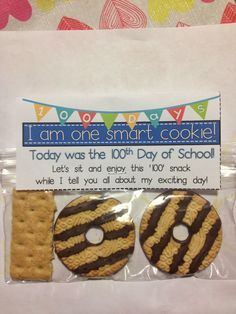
10;190;56;281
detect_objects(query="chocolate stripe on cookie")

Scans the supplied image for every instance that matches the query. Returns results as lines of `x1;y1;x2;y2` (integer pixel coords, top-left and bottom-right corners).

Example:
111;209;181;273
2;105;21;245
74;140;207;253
189;219;221;273
57;240;88;258
190;202;212;233
140;191;195;247
55;234;85;252
105;224;134;240
168;202;212;274
140;190;222;276
59;199;104;218
54;208;128;241
73;246;134;274
168;244;188;274
140;192;172;245
57;224;134;258
150;195;193;264
85;257;129;277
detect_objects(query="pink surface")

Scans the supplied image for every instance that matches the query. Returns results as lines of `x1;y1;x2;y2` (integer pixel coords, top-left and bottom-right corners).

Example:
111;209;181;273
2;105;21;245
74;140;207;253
0;0;31;29
0;0;236;30
0;2;236;314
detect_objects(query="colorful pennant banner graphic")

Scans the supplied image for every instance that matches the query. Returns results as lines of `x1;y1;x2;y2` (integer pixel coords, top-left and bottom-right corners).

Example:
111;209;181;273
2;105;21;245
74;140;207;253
34;103;52;122
101;113;118;129
145;109;163;127
24;95;219;129
191;101;208;120
123;112;140;129
167;106;186;125
56;107;74;124
78;112;96;129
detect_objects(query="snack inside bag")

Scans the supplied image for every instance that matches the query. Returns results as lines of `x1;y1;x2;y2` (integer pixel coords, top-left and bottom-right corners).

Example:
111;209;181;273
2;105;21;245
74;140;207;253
10;190;56;281
1;93;236;282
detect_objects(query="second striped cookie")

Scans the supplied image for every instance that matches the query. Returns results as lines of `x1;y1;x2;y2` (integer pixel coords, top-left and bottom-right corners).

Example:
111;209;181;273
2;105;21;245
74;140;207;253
140;190;222;276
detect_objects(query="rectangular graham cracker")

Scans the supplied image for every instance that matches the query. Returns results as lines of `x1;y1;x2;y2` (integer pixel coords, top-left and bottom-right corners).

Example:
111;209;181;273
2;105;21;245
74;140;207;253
10;190;56;281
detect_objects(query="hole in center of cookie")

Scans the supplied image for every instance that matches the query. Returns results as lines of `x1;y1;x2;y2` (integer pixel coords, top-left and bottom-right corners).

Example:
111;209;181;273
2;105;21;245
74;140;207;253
172;224;189;242
85;227;104;245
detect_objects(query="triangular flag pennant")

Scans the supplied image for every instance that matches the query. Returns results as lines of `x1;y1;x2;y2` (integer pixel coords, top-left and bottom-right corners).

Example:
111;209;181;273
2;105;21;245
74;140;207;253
34;104;52;122
123;112;140;129
191;101;208;120
56;107;74;124
101;113;118;129
78;112;96;128
167;106;186;124
145;109;163;127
